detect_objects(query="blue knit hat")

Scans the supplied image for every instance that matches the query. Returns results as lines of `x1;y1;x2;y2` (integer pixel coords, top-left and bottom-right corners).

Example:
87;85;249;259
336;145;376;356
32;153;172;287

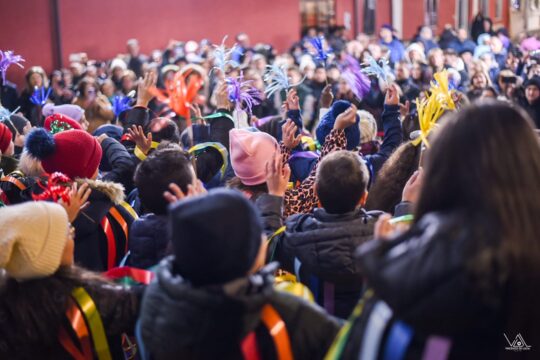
316;100;360;150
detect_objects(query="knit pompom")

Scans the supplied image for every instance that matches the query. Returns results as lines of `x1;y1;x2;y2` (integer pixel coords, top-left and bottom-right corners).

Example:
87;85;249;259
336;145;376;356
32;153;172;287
25;128;55;160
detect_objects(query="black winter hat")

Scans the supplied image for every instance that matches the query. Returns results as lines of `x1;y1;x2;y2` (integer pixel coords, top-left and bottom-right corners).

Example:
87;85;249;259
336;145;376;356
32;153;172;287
525;76;540;90
168;188;263;286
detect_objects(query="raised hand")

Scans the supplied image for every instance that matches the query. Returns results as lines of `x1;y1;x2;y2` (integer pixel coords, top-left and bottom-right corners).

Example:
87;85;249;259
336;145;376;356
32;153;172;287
320;84;334;108
334;104;358;130
60;182;92;222
127;125;153;155
136;71;157;107
163;181;207;203
286;88;300;111
281;119;302;150
266;152;291;197
385;83;400;106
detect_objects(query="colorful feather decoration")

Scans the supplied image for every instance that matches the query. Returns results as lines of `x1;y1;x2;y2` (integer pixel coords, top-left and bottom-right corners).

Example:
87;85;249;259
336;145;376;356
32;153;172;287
263;64;305;98
30;86;52;106
112;95;134;118
341;55;371;100
151;68;204;126
0;105;20;121
361;55;392;85
225;73;262;114
0;50;25;83
309;36;330;65
412;70;456;147
212;36;240;75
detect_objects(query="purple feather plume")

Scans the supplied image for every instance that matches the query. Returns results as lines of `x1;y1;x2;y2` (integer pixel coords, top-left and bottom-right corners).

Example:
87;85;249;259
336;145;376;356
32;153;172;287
340;55;371;100
0;50;25;83
225;73;262;114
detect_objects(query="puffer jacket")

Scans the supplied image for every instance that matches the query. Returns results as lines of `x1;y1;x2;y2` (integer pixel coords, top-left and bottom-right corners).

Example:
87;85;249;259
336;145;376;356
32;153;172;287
274;208;380;319
329;211;540;360
128;214;169;269
139;259;341;360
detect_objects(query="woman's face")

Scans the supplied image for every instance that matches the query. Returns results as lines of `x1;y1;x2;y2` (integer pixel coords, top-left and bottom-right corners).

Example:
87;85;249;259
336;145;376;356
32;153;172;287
85;85;97;99
473;74;487;88
338;78;350;94
101;82;114;97
30;73;43;88
411;65;422;80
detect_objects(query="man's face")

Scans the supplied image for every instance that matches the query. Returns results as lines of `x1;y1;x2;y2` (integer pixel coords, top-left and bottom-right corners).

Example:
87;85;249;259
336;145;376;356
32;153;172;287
314;68;327;82
380;28;392;42
395;64;409;80
526;85;540;104
458;29;468;41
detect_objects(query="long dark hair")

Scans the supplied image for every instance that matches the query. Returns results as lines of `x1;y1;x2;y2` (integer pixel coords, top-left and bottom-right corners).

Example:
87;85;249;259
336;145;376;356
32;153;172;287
0;266;109;356
365;141;421;213
414;101;540;348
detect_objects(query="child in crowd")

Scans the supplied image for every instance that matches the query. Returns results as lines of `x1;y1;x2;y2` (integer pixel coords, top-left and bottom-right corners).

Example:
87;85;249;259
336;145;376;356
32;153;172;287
0;201;141;359
129;145;201;269
139;189;340;359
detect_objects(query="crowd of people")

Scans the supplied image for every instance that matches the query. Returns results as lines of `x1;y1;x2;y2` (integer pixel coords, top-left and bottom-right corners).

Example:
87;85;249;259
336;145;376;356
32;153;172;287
0;14;540;359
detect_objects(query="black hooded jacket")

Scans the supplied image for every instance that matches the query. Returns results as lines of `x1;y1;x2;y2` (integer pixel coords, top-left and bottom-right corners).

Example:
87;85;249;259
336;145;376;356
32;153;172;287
274;208;381;319
139;259;340;360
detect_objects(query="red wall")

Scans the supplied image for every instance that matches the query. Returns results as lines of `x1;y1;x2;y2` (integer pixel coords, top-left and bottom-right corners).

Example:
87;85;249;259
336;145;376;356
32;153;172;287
0;0;54;89
402;1;425;39
0;0;300;89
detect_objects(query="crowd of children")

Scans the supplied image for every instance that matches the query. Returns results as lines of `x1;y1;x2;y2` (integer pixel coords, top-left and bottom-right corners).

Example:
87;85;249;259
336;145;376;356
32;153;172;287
0;20;539;359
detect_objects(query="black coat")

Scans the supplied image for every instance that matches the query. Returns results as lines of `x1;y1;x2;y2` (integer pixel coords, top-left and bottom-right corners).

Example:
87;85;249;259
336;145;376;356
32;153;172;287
72;179;137;271
275;208;380;318
334;211;540;359
100;136;137;194
139;259;341;360
0;267;141;360
128;214;169;269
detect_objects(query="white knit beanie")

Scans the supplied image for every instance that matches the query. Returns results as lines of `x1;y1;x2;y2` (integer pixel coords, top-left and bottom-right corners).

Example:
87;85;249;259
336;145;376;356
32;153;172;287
0;202;68;280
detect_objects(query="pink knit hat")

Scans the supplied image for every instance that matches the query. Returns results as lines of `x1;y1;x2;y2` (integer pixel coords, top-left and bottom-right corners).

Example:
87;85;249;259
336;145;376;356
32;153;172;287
229;129;279;186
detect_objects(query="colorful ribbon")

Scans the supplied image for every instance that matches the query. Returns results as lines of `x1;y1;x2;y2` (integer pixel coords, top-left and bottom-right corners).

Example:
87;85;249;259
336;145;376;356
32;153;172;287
188;142;229;180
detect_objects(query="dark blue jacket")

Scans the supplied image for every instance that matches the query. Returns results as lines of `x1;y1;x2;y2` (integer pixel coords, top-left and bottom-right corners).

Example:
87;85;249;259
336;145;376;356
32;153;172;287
128;213;169;269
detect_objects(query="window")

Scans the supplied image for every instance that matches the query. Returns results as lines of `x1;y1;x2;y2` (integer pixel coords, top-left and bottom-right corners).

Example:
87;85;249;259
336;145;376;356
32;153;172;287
363;0;376;34
425;0;438;26
300;0;336;33
496;0;503;18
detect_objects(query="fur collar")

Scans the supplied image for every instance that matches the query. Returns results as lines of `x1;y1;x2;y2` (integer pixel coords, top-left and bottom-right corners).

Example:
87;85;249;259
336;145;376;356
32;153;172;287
17;151;45;177
75;178;125;205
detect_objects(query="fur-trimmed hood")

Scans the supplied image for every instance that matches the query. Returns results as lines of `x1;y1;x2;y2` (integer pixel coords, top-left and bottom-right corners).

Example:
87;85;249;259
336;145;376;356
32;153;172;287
17;150;45;178
75;178;125;205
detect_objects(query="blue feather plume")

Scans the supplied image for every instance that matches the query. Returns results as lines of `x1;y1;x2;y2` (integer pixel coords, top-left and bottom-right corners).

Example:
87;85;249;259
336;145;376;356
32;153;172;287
0;50;25;83
309;36;330;65
225;73;262;115
30;86;52;106
263;64;305;98
212;36;240;75
361;55;392;85
0;105;20;121
112;95;133;117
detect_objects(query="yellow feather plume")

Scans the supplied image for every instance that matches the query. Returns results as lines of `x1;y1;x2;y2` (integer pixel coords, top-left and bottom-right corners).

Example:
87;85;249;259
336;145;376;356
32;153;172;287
412;70;456;147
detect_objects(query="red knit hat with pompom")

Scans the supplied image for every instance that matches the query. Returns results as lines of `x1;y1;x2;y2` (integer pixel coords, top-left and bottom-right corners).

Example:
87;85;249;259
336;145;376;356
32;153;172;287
25;128;102;179
0;123;13;154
